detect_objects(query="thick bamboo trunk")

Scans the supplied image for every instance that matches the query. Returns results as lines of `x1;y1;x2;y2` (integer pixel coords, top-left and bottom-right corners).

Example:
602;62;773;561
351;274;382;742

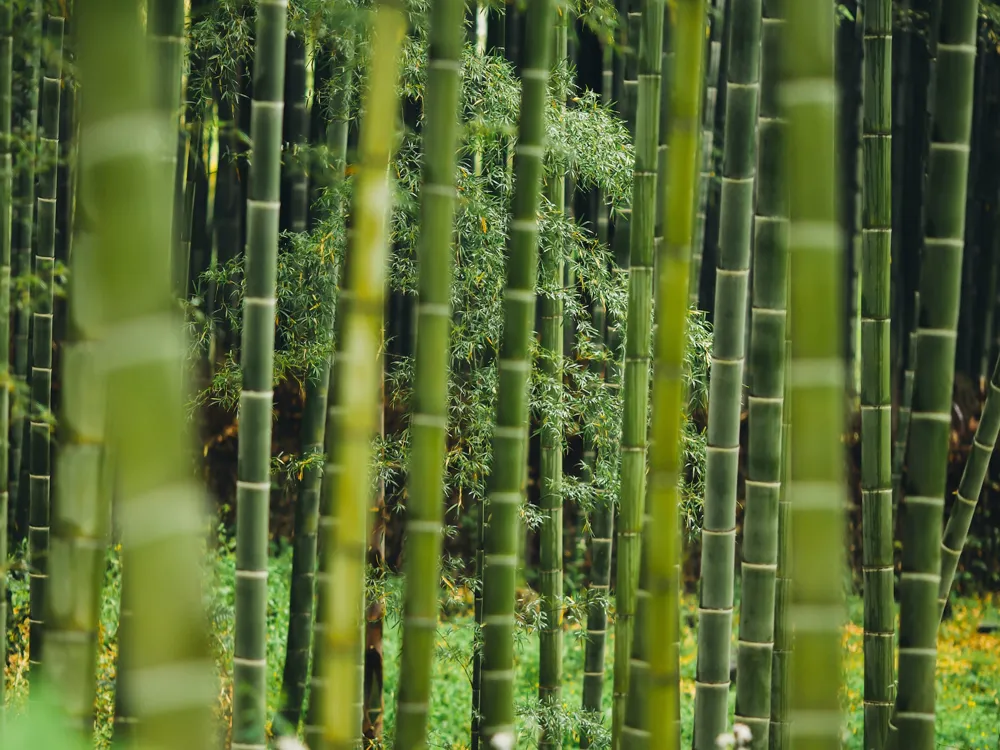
734;1;786;745
891;4;977;748
783;2;847;750
693;0;758;744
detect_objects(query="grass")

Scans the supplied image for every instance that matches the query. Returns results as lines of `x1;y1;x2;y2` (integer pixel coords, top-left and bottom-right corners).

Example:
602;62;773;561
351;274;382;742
3;541;999;748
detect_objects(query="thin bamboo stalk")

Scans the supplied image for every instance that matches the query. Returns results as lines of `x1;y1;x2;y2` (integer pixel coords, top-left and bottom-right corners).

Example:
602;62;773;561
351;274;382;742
321;3;406;747
478;0;555;743
27;14;64;675
619;1;666;746
0;2;12;732
393;1;465;746
645;2;706;749
232;1;288;746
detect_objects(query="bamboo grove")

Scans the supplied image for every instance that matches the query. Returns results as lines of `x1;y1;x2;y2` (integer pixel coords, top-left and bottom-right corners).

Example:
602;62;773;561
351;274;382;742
1;0;1000;749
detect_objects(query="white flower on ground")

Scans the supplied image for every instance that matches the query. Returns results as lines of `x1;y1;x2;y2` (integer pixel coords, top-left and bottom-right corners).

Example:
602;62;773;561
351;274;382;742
491;730;516;750
715;732;736;748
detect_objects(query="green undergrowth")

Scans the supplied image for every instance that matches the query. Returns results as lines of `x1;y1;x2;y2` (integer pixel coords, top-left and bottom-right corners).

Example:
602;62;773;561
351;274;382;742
2;543;999;748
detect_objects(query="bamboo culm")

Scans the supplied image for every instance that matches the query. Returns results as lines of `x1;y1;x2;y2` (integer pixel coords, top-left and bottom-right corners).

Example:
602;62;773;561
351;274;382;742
289;44;354;739
611;0;653;737
27;14;64;675
0;3;12;730
394;0;465;746
691;0;723;305
76;1;217;746
693;0;758;744
538;17;568;748
734;0;786;744
645;3;706;749
232;1;287;747
619;2;666;747
893;4;978;748
10;0;42;542
321;3;406;747
478;0;556;743
784;1;847;750
859;0;894;745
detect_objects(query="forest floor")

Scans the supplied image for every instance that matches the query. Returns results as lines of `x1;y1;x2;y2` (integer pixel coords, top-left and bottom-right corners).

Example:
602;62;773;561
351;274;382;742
2;542;998;749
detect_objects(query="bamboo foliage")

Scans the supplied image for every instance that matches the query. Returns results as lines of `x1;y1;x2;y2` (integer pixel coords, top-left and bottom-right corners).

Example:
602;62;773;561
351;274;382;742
478;0;555;742
694;0;758;744
394;0;465;746
27;13;63;674
860;0;894;745
233;1;287;746
613;0;664;742
783;1;846;750
894;4;977;746
322;1;406;746
75;1;216;747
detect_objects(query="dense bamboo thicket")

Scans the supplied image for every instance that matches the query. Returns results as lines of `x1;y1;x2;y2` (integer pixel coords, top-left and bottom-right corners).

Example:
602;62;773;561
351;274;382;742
2;2;1000;750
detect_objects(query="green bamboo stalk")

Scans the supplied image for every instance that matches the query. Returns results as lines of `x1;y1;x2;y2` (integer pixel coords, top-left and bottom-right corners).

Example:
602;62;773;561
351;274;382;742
27;13;64;675
10;0;42;539
859;0;894;745
321;3;406;747
691;0;722;304
894;4;977;747
232;1;287;746
280;41;353;734
734;0;786;743
478;0;555;743
580;44;615;747
538;16;568;746
76;2;216;747
611;0;663;739
393;2;464;747
147;0;185;295
937;352;1000;619
693;0;758;744
43;60;112;737
891;296;918;512
769;315;791;750
617;3;666;748
645;3;706;749
0;1;12;731
783;0;845;748
281;31;309;235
